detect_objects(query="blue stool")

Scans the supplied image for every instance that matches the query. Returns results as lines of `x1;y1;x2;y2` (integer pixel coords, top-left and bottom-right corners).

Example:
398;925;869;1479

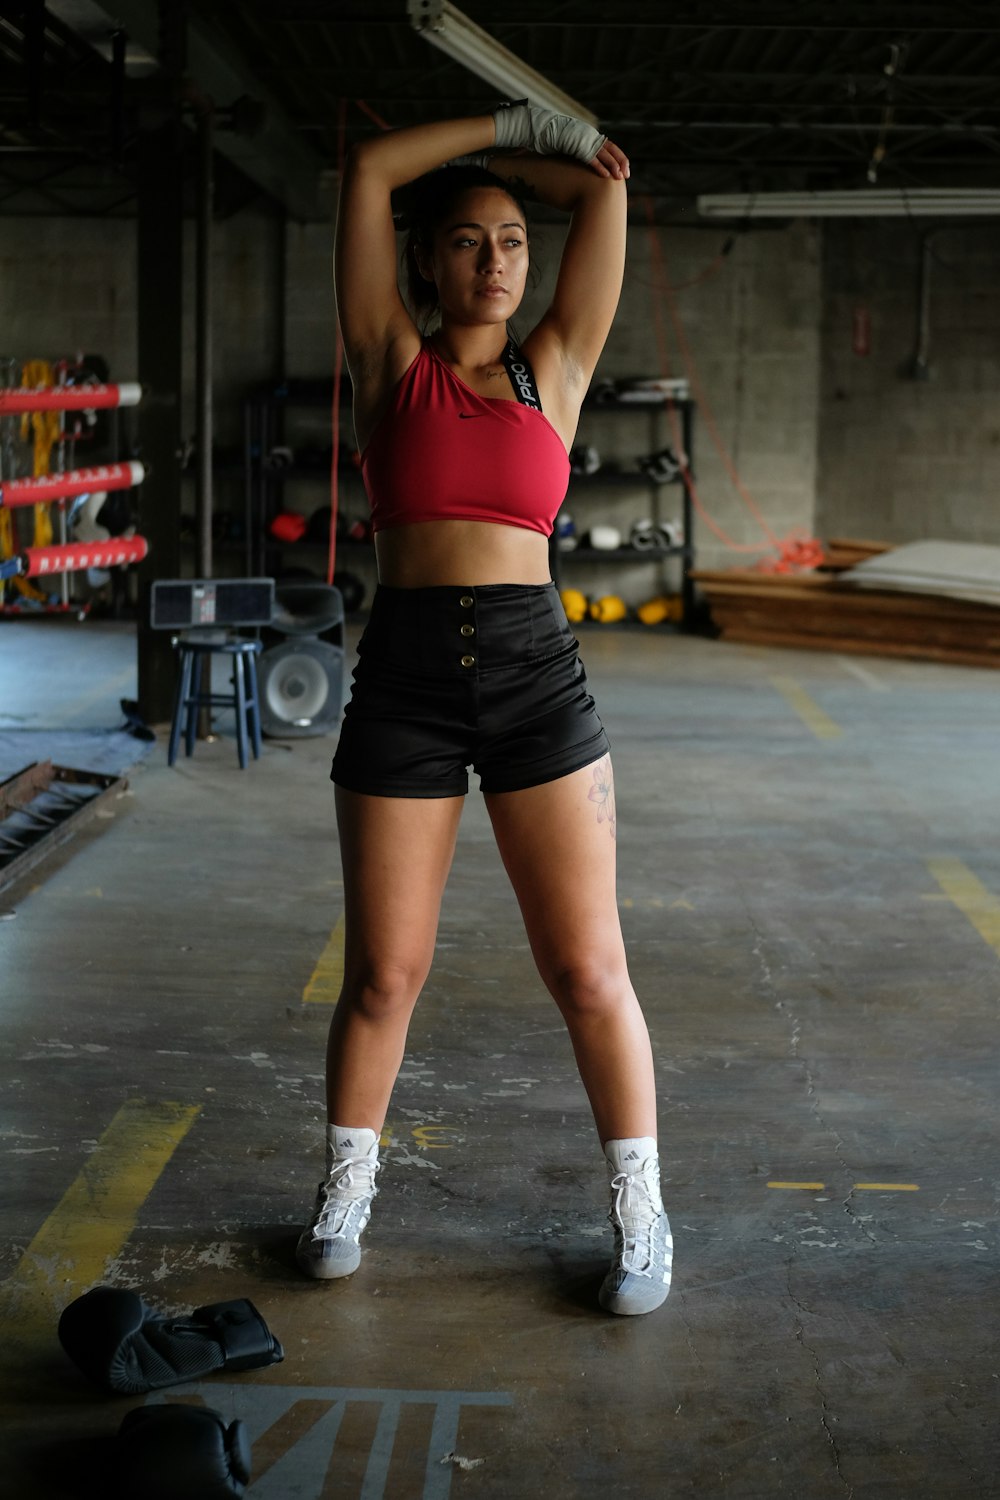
168;634;263;769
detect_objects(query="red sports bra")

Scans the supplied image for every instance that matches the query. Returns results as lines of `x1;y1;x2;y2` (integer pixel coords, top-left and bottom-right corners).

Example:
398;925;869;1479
361;342;570;536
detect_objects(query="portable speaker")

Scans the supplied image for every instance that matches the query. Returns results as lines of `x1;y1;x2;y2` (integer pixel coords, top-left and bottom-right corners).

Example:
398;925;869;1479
258;582;344;738
258;638;343;737
268;581;344;642
151;578;274;629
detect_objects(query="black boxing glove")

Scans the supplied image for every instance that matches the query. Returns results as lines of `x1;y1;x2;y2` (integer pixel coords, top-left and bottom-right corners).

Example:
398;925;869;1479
116;1405;252;1500
58;1286;283;1395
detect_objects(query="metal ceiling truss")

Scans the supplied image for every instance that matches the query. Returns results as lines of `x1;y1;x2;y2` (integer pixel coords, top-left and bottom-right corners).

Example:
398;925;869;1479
1;1;998;215
0;0;327;218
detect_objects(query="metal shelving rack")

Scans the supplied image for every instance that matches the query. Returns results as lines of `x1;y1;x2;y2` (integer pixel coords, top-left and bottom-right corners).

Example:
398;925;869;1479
551;392;696;625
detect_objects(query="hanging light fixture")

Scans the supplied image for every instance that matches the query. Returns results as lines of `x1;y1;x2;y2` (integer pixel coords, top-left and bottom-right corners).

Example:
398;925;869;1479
407;0;598;128
698;189;1000;219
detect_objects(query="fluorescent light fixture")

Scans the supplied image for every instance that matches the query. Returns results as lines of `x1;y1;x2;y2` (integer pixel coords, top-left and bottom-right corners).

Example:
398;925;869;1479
698;189;1000;219
408;0;598;128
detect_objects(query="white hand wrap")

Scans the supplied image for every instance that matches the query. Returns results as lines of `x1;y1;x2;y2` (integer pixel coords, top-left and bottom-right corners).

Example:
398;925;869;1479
445;152;494;171
492;101;607;163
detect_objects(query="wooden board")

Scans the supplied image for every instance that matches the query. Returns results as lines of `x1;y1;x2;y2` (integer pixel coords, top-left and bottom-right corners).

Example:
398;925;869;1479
694;542;1000;668
716;625;1000;670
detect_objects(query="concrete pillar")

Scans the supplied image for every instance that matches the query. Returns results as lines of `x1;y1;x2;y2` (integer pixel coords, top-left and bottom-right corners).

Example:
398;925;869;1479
135;115;185;723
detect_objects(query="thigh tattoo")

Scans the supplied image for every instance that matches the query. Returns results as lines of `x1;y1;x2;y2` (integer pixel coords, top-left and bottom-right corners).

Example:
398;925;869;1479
588;755;616;840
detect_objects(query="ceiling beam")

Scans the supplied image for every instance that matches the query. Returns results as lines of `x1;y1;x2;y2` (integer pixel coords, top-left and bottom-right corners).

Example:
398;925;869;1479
54;0;328;220
262;8;1000;33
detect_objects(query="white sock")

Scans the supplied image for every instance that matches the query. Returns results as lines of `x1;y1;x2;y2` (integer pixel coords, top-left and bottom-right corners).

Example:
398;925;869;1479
604;1137;663;1214
604;1136;658;1171
325;1124;378;1167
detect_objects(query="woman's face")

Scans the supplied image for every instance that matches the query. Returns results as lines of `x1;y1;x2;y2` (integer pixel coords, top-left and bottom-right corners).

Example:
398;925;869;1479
419;187;529;327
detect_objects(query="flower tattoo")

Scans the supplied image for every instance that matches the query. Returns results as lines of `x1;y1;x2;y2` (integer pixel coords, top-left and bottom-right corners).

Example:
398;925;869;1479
588;755;616;840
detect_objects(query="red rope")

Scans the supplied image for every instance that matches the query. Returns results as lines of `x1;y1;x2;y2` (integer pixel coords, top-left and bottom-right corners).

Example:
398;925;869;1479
328;338;343;587
327;97;350;587
355;98;392;131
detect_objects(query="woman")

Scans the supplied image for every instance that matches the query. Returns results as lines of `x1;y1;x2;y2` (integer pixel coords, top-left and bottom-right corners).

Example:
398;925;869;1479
297;103;672;1316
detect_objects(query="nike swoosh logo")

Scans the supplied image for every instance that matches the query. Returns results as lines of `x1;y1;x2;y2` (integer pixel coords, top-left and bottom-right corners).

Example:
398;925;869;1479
458;413;481;420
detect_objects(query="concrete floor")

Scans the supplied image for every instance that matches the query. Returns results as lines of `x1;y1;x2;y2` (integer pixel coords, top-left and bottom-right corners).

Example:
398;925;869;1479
1;616;998;1499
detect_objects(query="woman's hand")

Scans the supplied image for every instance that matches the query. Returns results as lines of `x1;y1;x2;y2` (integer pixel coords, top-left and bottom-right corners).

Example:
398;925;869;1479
590;139;630;180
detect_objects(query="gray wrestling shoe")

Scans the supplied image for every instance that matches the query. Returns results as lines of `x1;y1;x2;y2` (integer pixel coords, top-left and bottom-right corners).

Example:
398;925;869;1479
297;1129;380;1280
599;1139;673;1316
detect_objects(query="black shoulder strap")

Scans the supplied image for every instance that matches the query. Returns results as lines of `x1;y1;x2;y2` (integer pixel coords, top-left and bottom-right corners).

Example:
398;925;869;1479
501;340;542;413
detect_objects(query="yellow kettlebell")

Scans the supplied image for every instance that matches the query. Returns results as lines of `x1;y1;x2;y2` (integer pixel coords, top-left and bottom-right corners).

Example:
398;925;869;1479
561;587;589;624
589;594;628;624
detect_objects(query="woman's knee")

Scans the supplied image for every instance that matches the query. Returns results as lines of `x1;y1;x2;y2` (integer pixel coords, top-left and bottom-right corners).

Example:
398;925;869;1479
340;958;428;1023
543;956;632;1020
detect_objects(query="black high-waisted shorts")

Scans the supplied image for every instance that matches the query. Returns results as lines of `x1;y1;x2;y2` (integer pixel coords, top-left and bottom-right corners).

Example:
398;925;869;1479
330;582;610;798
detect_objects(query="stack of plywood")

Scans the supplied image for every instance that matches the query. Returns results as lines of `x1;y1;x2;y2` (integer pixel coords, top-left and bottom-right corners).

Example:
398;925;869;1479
817;538;891;572
692;539;1000;668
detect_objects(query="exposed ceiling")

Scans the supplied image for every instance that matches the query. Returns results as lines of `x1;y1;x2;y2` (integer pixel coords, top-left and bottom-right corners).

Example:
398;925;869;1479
2;1;1000;219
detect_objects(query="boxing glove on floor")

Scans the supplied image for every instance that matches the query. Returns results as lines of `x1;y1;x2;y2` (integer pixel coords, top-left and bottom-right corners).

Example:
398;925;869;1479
116;1404;251;1499
58;1286;283;1394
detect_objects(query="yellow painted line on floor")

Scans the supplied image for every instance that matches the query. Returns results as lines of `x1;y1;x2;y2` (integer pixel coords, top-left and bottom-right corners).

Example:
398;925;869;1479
853;1183;919;1192
770;675;843;740
302;912;345;1004
767;1181;825;1190
927;857;1000;957
0;1098;200;1346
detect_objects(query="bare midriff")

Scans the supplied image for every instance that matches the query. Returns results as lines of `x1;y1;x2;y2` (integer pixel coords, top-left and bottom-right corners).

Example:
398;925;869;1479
374;520;552;588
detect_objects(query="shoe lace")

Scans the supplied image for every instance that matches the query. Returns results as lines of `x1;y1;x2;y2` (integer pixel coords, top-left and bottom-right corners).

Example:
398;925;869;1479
609;1161;661;1278
315;1153;378;1233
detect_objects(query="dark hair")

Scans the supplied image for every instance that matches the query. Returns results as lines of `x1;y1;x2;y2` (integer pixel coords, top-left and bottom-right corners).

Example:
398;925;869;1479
398;165;530;323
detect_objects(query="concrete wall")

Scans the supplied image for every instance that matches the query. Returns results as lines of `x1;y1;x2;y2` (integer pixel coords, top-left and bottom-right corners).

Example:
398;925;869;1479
605;219;822;579
0;208;285;447
285;220;336;380
816;221;1000;547
1;207;287;581
16;203;1000;602
0;218;139;379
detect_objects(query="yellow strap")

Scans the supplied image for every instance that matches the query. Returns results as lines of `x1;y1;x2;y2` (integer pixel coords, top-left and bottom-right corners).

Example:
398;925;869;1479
13;575;50;602
1;509;48;601
32;502;53;548
19;360;59;476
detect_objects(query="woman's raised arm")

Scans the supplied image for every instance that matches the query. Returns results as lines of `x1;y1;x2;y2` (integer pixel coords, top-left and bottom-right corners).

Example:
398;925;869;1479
487;151;629;403
334;116;497;388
